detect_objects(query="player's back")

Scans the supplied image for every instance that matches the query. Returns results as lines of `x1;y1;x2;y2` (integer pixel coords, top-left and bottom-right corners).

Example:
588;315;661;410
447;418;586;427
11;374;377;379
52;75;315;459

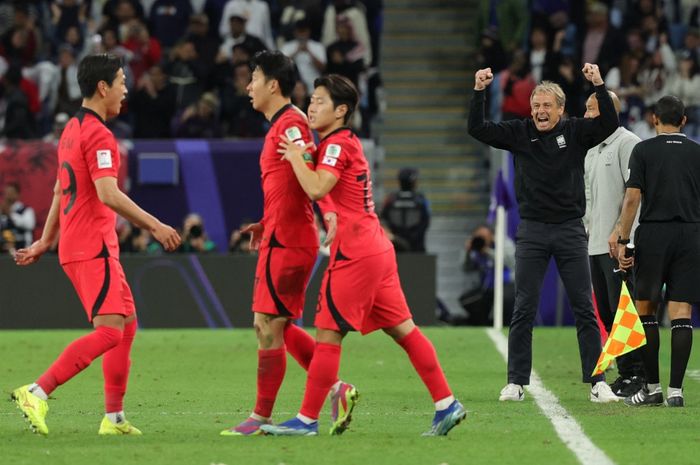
316;128;391;259
57;108;120;264
259;104;318;248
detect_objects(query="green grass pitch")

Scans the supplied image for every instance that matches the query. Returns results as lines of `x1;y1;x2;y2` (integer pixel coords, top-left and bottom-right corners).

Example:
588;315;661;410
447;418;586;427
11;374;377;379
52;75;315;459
2;327;699;465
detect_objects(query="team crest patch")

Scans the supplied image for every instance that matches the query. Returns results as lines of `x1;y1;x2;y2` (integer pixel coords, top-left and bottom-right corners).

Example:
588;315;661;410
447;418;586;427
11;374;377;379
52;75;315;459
325;144;341;159
97;149;112;169
285;126;302;141
556;135;567;148
322;156;338;167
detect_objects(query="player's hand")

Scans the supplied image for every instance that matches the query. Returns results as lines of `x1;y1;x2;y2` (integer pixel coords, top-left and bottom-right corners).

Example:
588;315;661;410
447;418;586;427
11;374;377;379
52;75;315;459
617;244;634;270
278;136;314;163
241;222;264;251
14;239;50;266
474;68;494;90
607;231;618;258
582;63;603;86
152;222;181;251
322;212;337;247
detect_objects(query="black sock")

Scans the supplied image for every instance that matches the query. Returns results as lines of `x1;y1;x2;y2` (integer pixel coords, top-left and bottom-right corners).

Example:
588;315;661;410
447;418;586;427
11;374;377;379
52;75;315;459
670;319;693;389
640;315;660;384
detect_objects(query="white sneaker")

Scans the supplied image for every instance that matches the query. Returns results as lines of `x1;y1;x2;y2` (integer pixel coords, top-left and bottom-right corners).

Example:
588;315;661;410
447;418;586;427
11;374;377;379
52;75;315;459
499;383;524;401
590;381;620;403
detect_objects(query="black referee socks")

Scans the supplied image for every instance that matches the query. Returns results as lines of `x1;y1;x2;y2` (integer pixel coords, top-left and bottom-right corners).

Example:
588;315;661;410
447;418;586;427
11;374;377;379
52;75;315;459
640;316;660;384
670;319;693;389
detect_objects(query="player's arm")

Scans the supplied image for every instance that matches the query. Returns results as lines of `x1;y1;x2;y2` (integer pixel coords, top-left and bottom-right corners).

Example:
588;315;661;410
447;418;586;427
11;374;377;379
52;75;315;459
94;177;181;251
278;136;338;200
577;64;619;148
14;180;61;265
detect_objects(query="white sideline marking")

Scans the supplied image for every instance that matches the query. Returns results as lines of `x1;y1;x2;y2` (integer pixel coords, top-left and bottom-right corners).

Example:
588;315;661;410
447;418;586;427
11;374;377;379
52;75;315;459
487;329;616;465
687;370;700;383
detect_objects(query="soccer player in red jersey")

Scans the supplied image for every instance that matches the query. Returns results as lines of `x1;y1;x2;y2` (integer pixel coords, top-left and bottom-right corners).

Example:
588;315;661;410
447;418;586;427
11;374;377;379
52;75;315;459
262;75;466;436
11;54;181;436
220;52;356;437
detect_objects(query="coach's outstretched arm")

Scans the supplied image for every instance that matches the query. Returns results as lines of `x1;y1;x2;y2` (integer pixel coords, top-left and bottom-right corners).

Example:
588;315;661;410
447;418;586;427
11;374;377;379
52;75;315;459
467;68;521;150
578;63;619;148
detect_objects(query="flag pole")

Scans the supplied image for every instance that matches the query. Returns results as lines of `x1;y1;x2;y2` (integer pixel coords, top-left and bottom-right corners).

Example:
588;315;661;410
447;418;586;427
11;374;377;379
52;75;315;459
493;203;505;330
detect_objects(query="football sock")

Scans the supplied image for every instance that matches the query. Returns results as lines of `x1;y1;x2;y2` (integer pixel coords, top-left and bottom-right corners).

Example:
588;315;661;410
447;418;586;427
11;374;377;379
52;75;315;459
253;347;286;418
434;396;456;411
296;414;316;425
36;326;122;395
639;316;660;384
106;411;126;424
670;319;693;389
28;383;48;401
299;343;341;420
283;323;315;370
103;319;137;413
396;328;452;402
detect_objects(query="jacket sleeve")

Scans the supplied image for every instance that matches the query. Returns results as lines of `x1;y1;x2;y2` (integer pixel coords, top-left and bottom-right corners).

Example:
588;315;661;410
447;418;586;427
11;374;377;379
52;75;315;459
575;84;619;150
467;89;522;151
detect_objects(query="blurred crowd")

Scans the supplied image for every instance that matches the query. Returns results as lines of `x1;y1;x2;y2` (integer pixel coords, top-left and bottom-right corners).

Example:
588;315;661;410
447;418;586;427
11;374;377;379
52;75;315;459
477;0;700;137
0;0;384;140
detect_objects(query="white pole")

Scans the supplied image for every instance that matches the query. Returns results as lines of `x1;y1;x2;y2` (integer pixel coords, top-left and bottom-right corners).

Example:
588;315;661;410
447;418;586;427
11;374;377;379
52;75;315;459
493;205;506;330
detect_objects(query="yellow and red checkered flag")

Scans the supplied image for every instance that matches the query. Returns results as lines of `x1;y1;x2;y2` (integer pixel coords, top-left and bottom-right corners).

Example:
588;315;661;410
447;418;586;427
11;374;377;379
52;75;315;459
592;281;647;376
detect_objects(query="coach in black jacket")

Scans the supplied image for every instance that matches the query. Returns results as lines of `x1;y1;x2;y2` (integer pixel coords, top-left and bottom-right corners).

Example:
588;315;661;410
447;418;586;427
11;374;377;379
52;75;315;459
468;63;620;403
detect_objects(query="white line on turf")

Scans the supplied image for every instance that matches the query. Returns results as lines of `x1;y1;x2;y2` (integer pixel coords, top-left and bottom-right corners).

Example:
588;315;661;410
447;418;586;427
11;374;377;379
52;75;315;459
487;328;616;465
687;370;700;383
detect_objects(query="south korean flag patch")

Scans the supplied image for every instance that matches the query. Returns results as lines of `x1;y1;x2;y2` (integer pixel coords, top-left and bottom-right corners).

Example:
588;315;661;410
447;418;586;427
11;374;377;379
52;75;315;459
322;144;341;167
96;149;112;169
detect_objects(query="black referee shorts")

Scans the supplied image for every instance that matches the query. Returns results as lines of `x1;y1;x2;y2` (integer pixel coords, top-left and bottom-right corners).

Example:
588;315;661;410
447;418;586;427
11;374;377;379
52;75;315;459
634;222;700;303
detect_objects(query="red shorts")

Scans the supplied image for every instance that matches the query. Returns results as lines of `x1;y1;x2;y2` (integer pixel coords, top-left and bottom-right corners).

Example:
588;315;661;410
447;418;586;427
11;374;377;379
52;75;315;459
252;245;318;319
63;257;135;322
315;248;411;335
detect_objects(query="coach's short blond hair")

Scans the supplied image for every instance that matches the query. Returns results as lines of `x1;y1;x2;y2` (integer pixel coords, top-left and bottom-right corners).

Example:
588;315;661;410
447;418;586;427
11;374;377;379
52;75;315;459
530;81;566;108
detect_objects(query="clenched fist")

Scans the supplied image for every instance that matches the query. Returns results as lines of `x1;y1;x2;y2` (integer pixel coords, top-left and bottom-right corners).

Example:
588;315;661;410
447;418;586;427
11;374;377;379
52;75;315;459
474;68;494;91
581;63;604;86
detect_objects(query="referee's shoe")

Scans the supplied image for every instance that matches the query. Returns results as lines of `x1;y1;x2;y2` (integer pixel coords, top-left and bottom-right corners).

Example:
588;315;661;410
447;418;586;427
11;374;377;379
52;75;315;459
624;386;663;406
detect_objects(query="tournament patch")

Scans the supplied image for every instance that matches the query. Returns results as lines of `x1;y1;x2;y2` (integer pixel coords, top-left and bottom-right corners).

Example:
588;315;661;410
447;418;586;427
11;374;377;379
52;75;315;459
325;144;342;159
285;126;302;141
322;156;338;167
97;149;112;169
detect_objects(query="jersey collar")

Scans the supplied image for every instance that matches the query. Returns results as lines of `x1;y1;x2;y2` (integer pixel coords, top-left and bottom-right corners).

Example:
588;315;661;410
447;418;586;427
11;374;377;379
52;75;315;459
320;126;353;142
270;103;293;125
77;106;107;126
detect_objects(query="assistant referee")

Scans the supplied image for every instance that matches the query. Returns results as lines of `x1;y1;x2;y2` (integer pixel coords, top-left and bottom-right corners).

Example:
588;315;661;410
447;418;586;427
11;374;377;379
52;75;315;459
615;95;700;408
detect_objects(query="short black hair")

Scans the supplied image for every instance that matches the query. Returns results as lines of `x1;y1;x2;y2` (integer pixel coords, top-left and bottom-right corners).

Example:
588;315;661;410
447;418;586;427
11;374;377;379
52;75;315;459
398;167;418;191
654;95;685;127
313;74;359;125
250;51;296;98
77;54;122;99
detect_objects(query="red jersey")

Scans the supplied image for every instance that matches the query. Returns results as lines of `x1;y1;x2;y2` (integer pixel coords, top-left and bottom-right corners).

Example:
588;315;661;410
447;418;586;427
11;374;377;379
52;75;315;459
316;128;391;259
57;108;120;264
260;104;319;248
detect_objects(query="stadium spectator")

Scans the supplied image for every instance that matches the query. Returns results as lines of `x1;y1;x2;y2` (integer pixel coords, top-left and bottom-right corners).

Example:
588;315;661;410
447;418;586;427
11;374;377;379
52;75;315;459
637;34;677;107
500;49;536;121
52;45;82;118
10;54;180;437
228;219;255;254
163;39;204;110
380;167;431;253
281;19;326;93
579;2;625;79
604;52;645;126
147;0;193;50
325;15;365;87
130;64;176;138
662;50;700;136
476;0;527;53
582;90;645;398
122;20;162;84
49;0;87;57
469;64;620;403
217;12;267;62
291;79;310;113
322;0;372;67
630;105;657;140
0;4;42;67
264;74;465;437
179;213;217;253
615;96;700;408
0;66;37;139
219;61;267;137
275;0;325;48
173;91;223;139
218;0;274;50
99;0;145;39
42;112;70;144
184;14;221;87
0;182;36;250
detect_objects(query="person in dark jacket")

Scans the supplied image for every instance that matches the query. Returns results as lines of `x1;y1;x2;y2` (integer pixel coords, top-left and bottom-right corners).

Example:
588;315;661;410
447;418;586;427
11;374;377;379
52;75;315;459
380;167;430;253
468;62;619;403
